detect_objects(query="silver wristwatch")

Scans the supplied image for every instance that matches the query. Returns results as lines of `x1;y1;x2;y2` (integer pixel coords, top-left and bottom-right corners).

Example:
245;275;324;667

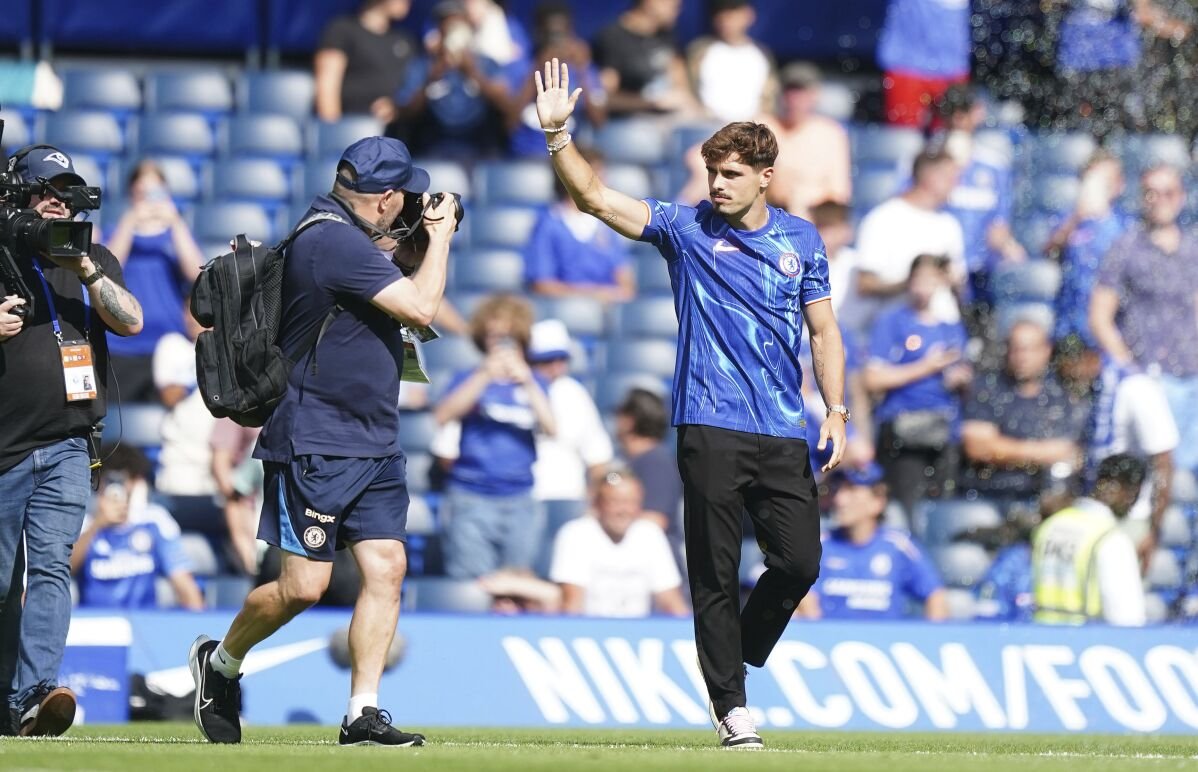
826;404;851;422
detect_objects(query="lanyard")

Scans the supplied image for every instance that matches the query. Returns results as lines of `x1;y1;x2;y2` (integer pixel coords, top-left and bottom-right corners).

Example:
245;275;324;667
31;258;90;343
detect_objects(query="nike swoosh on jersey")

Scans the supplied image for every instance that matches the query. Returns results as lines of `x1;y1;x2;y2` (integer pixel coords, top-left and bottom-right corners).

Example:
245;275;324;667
713;240;740;252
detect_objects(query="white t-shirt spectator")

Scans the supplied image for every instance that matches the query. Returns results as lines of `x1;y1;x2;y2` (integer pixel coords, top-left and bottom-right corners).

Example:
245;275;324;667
855;196;966;324
691;39;773;123
533;376;613;502
153;332;217;496
550;517;682;617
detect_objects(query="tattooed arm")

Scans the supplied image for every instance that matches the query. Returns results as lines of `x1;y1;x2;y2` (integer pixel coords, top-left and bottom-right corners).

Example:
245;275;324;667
75;253;144;336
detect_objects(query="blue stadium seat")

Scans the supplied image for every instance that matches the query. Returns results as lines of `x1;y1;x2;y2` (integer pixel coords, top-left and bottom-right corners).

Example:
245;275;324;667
444;291;490;320
405;452;434;494
608;339;677;378
851;124;924;167
44;111;124;157
991;259;1061;304
603;164;653;201
1029;132;1097;174
597;118;669;165
138;113;216;159
1174;470;1198;503
1147;548;1183;589
974;129;1015;169
475;160;555;205
179;533;219;576
914;498;1003;547
67;153;107;193
303;155;339;201
212;159;292;205
62;69;141;118
101;402;166;447
417;159;472;200
533;296;606;338
0;110;32;150
398;411;438;455
1033;174;1080;213
636;253;673;294
816;81;857;122
944;587;976;621
614;296;678;340
406;496;436;535
996;302;1054;339
1116;133;1192;172
238;69;315;120
1160;506;1192;549
311;116;384;157
205;576;253;608
146;70;234;116
469;205;539;249
1014;213;1058;258
145;155;202;201
1145;591;1170;624
668;122;724;165
594;372;670;413
405;577;492;612
192;202;275;243
853;167;902;210
453;249;525;293
225;114;304;162
932;543;992;588
419;335;482;374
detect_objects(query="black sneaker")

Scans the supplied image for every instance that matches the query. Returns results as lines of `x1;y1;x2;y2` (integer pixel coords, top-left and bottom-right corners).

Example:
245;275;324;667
339;707;425;747
189;635;242;744
16;681;76;737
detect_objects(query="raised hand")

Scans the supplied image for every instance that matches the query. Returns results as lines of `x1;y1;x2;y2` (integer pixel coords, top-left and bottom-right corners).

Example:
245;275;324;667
534;57;582;129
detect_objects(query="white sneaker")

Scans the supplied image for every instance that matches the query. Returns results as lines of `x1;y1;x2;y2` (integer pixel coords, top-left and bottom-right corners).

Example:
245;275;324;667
716;707;764;750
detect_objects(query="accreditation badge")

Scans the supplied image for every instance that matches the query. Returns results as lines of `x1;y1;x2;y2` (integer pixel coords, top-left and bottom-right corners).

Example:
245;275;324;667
60;339;98;401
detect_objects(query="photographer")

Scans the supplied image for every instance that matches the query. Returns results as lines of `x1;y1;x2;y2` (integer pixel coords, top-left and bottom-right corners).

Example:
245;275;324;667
0;145;143;737
188;137;457;748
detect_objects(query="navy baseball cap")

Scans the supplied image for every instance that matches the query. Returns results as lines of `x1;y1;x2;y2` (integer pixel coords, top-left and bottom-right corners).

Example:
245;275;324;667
337;137;430;194
831;462;885;487
10;145;86;187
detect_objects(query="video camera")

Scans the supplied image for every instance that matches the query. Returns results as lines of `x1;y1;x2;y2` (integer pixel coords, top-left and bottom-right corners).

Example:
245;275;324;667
0;118;102;319
396;191;464;242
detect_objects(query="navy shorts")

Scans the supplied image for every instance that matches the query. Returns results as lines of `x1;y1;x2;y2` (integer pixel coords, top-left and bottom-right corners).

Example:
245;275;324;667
257;453;409;561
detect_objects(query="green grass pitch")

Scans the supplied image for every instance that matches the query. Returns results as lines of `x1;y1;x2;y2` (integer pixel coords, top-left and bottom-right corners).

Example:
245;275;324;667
1;724;1196;771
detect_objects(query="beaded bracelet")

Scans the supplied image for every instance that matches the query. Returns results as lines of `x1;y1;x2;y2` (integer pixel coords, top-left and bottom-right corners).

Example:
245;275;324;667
547;133;573;155
542;124;568;135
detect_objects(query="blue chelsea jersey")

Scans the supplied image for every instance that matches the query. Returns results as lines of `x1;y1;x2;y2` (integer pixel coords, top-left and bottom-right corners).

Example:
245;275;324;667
639;199;831;440
815;527;944;620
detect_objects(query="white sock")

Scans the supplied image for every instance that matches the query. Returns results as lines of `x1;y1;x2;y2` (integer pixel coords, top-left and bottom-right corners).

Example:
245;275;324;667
348;693;378;722
211;643;243;679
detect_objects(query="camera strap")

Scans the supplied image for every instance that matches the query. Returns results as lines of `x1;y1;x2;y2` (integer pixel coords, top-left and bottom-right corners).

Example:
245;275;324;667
31;256;90;343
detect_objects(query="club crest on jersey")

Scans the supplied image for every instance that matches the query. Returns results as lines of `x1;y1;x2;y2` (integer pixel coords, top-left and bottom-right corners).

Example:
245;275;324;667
778;251;801;276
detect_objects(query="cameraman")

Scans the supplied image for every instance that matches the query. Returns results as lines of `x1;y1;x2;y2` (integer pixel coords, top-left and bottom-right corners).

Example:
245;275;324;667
189;137;456;748
0;145;143;737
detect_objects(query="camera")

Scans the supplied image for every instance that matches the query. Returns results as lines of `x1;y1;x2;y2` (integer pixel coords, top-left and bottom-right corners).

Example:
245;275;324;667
396;191;464;241
0;117;103;319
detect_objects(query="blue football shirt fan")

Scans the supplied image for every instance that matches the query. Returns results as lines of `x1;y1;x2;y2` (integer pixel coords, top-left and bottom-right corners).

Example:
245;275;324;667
532;59;850;748
189;137;459;748
78;515;190;609
804;464;947;620
973;543;1033;622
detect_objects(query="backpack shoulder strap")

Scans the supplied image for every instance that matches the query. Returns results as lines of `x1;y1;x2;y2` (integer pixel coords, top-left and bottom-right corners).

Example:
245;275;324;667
274;211;349;253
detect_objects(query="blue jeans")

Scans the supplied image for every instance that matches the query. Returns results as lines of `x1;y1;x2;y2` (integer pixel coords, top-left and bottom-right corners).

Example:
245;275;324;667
443;486;543;579
1160;375;1198;473
0;437;90;709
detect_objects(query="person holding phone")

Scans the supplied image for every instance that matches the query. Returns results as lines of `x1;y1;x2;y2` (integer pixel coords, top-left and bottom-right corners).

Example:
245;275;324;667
863;254;972;518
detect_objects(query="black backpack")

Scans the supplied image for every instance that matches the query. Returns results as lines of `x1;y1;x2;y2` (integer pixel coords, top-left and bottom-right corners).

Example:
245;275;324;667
189;212;345;427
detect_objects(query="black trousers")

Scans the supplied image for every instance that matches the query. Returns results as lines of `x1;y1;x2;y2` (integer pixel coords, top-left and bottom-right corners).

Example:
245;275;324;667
677;424;822;718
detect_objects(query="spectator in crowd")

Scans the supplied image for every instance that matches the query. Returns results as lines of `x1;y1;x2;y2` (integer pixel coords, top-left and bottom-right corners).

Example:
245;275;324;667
876;0;971;127
550;471;688;617
478;568;562;613
152;301;217;498
1055;334;1178;564
686;0;777;124
1048;0;1140;135
863;255;972;517
70;446;203;611
506;2;607;157
1032;453;1147;625
973;534;1035;622
593;0;696;117
436;295;556;579
462;0;532;85
1135;0;1196;137
962;319;1089;506
1049;150;1127;344
1090;164;1198;475
211;419;262;576
810;200;866;335
614;388;683;536
797;464;947;620
524;146;635;303
314;0;417;123
527;320;614;572
394;0;513;157
937;85;1026;303
105;160;204;402
855;147;966;328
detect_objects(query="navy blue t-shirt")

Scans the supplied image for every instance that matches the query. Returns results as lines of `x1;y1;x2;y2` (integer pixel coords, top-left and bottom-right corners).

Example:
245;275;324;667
255;196;406;462
639;199;831;439
868;304;968;425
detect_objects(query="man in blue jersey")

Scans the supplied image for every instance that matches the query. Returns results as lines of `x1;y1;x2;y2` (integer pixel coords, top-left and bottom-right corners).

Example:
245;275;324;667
188;137;458;747
534;58;849;749
798;464;946;621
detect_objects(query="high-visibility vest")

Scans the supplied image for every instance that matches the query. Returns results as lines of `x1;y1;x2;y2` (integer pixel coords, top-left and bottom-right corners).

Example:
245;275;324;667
1031;506;1118;625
